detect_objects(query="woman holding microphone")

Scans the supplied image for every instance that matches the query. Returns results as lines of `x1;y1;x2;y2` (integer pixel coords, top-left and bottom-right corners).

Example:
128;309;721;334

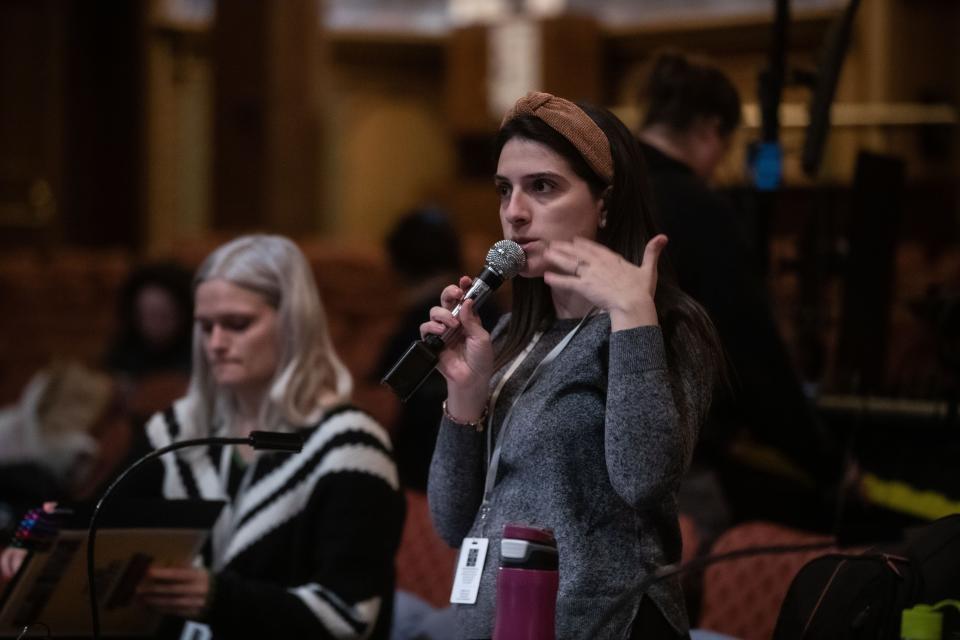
423;93;721;639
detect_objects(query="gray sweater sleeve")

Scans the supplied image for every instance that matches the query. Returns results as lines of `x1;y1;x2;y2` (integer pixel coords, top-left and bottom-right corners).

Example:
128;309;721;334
605;325;701;508
427;417;486;547
427;315;512;548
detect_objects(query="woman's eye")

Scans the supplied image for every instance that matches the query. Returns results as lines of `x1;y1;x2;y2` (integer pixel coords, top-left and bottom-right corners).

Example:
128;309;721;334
495;183;510;199
197;320;213;334
532;178;553;193
223;317;252;332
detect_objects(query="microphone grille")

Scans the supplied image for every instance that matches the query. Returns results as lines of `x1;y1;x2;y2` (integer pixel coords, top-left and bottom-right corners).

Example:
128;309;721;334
485;240;527;280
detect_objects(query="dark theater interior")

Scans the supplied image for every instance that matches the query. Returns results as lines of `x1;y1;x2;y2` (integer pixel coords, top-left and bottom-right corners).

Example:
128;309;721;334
0;1;958;638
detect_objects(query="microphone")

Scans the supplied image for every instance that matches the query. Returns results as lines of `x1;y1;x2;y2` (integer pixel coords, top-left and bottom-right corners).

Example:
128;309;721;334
248;430;306;452
381;239;526;402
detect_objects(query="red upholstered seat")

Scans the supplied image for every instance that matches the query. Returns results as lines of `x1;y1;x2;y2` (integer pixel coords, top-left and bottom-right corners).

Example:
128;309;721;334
679;513;701;565
395;490;458;608
698;522;837;640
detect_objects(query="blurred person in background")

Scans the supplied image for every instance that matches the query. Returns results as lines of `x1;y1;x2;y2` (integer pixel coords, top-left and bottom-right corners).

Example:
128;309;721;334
104;261;194;381
0;362;129;541
376;207;500;492
103;261;195;423
636;51;842;536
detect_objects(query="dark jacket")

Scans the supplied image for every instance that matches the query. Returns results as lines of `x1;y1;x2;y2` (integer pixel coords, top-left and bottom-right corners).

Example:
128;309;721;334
640;142;838;487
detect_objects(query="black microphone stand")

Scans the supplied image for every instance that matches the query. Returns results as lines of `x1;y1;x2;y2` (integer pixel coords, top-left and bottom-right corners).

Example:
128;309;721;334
86;431;303;639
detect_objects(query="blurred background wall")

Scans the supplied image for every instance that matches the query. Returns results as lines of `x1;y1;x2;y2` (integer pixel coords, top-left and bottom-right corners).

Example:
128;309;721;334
0;0;958;405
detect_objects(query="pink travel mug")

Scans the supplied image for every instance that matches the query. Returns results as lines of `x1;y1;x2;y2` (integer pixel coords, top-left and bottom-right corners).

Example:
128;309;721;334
492;524;559;640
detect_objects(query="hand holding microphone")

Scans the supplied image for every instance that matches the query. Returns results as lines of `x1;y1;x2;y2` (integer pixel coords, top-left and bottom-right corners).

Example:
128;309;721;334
422;278;496;422
381;240;525;402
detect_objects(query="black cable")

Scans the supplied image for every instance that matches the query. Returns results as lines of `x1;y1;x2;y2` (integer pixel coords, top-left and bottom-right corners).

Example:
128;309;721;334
86;431;303;639
15;621;51;639
582;540;838;638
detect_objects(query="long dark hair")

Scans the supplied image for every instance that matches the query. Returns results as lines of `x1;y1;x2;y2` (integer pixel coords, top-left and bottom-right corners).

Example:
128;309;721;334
493;103;724;423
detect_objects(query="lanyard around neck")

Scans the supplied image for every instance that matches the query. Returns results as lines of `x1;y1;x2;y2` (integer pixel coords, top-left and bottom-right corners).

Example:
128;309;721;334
481;309;597;508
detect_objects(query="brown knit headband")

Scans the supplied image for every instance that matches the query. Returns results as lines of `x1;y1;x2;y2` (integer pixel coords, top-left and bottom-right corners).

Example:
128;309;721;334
500;92;614;184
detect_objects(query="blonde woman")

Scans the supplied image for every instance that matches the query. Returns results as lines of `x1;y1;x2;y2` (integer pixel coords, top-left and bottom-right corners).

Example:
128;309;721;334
136;235;404;639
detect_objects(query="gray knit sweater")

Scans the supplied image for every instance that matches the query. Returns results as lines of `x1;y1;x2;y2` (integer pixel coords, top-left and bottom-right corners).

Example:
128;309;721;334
427;313;709;639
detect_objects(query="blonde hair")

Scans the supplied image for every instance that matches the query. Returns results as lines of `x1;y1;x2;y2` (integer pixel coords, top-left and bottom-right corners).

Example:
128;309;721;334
185;234;352;435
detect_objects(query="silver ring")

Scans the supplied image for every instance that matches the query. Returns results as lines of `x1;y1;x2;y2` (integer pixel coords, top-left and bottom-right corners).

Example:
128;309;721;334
574;260;583;277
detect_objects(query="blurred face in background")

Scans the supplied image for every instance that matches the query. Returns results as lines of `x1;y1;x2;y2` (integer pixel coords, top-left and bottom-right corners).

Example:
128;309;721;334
194;279;280;400
136;285;183;350
496;137;604;278
688;117;733;182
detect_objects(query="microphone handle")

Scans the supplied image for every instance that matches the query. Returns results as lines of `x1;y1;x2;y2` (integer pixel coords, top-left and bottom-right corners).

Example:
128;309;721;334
249;430;305;452
425;268;499;350
382;266;504;402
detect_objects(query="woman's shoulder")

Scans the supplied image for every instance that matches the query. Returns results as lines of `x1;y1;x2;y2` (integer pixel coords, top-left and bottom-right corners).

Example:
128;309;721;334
306;404;389;442
144;396;193;448
569;311;615;349
297;404;399;490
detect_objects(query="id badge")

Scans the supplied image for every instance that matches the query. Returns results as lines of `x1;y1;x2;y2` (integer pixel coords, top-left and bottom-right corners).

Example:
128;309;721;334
449;537;489;604
179;622;212;640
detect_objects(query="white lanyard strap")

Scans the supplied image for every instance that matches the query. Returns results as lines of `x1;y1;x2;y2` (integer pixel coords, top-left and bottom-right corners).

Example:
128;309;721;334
481;309;596;507
485;330;543;468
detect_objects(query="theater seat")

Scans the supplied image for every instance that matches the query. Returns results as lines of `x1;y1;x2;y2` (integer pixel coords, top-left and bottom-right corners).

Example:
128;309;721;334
395;490;457;608
680;512;701;564
698;522;836;640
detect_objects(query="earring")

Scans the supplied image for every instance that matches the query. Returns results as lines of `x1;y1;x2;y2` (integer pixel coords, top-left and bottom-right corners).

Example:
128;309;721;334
599;216;607;229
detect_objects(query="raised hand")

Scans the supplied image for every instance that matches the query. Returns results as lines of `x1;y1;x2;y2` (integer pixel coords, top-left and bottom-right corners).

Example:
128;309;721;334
543;234;667;331
420;276;493;423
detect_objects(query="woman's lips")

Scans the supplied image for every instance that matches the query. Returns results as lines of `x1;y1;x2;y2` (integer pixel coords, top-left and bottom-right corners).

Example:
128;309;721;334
514;238;538;252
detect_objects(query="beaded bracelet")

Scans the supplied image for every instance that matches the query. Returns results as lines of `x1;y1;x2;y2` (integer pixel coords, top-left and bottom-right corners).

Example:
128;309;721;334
442;399;488;432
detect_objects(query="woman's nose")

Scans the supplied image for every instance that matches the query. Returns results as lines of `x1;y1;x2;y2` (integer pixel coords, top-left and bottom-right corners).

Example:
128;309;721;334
503;192;530;227
208;325;228;350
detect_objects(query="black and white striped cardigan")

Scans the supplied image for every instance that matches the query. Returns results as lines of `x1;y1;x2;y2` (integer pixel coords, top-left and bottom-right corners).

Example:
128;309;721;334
145;400;405;640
